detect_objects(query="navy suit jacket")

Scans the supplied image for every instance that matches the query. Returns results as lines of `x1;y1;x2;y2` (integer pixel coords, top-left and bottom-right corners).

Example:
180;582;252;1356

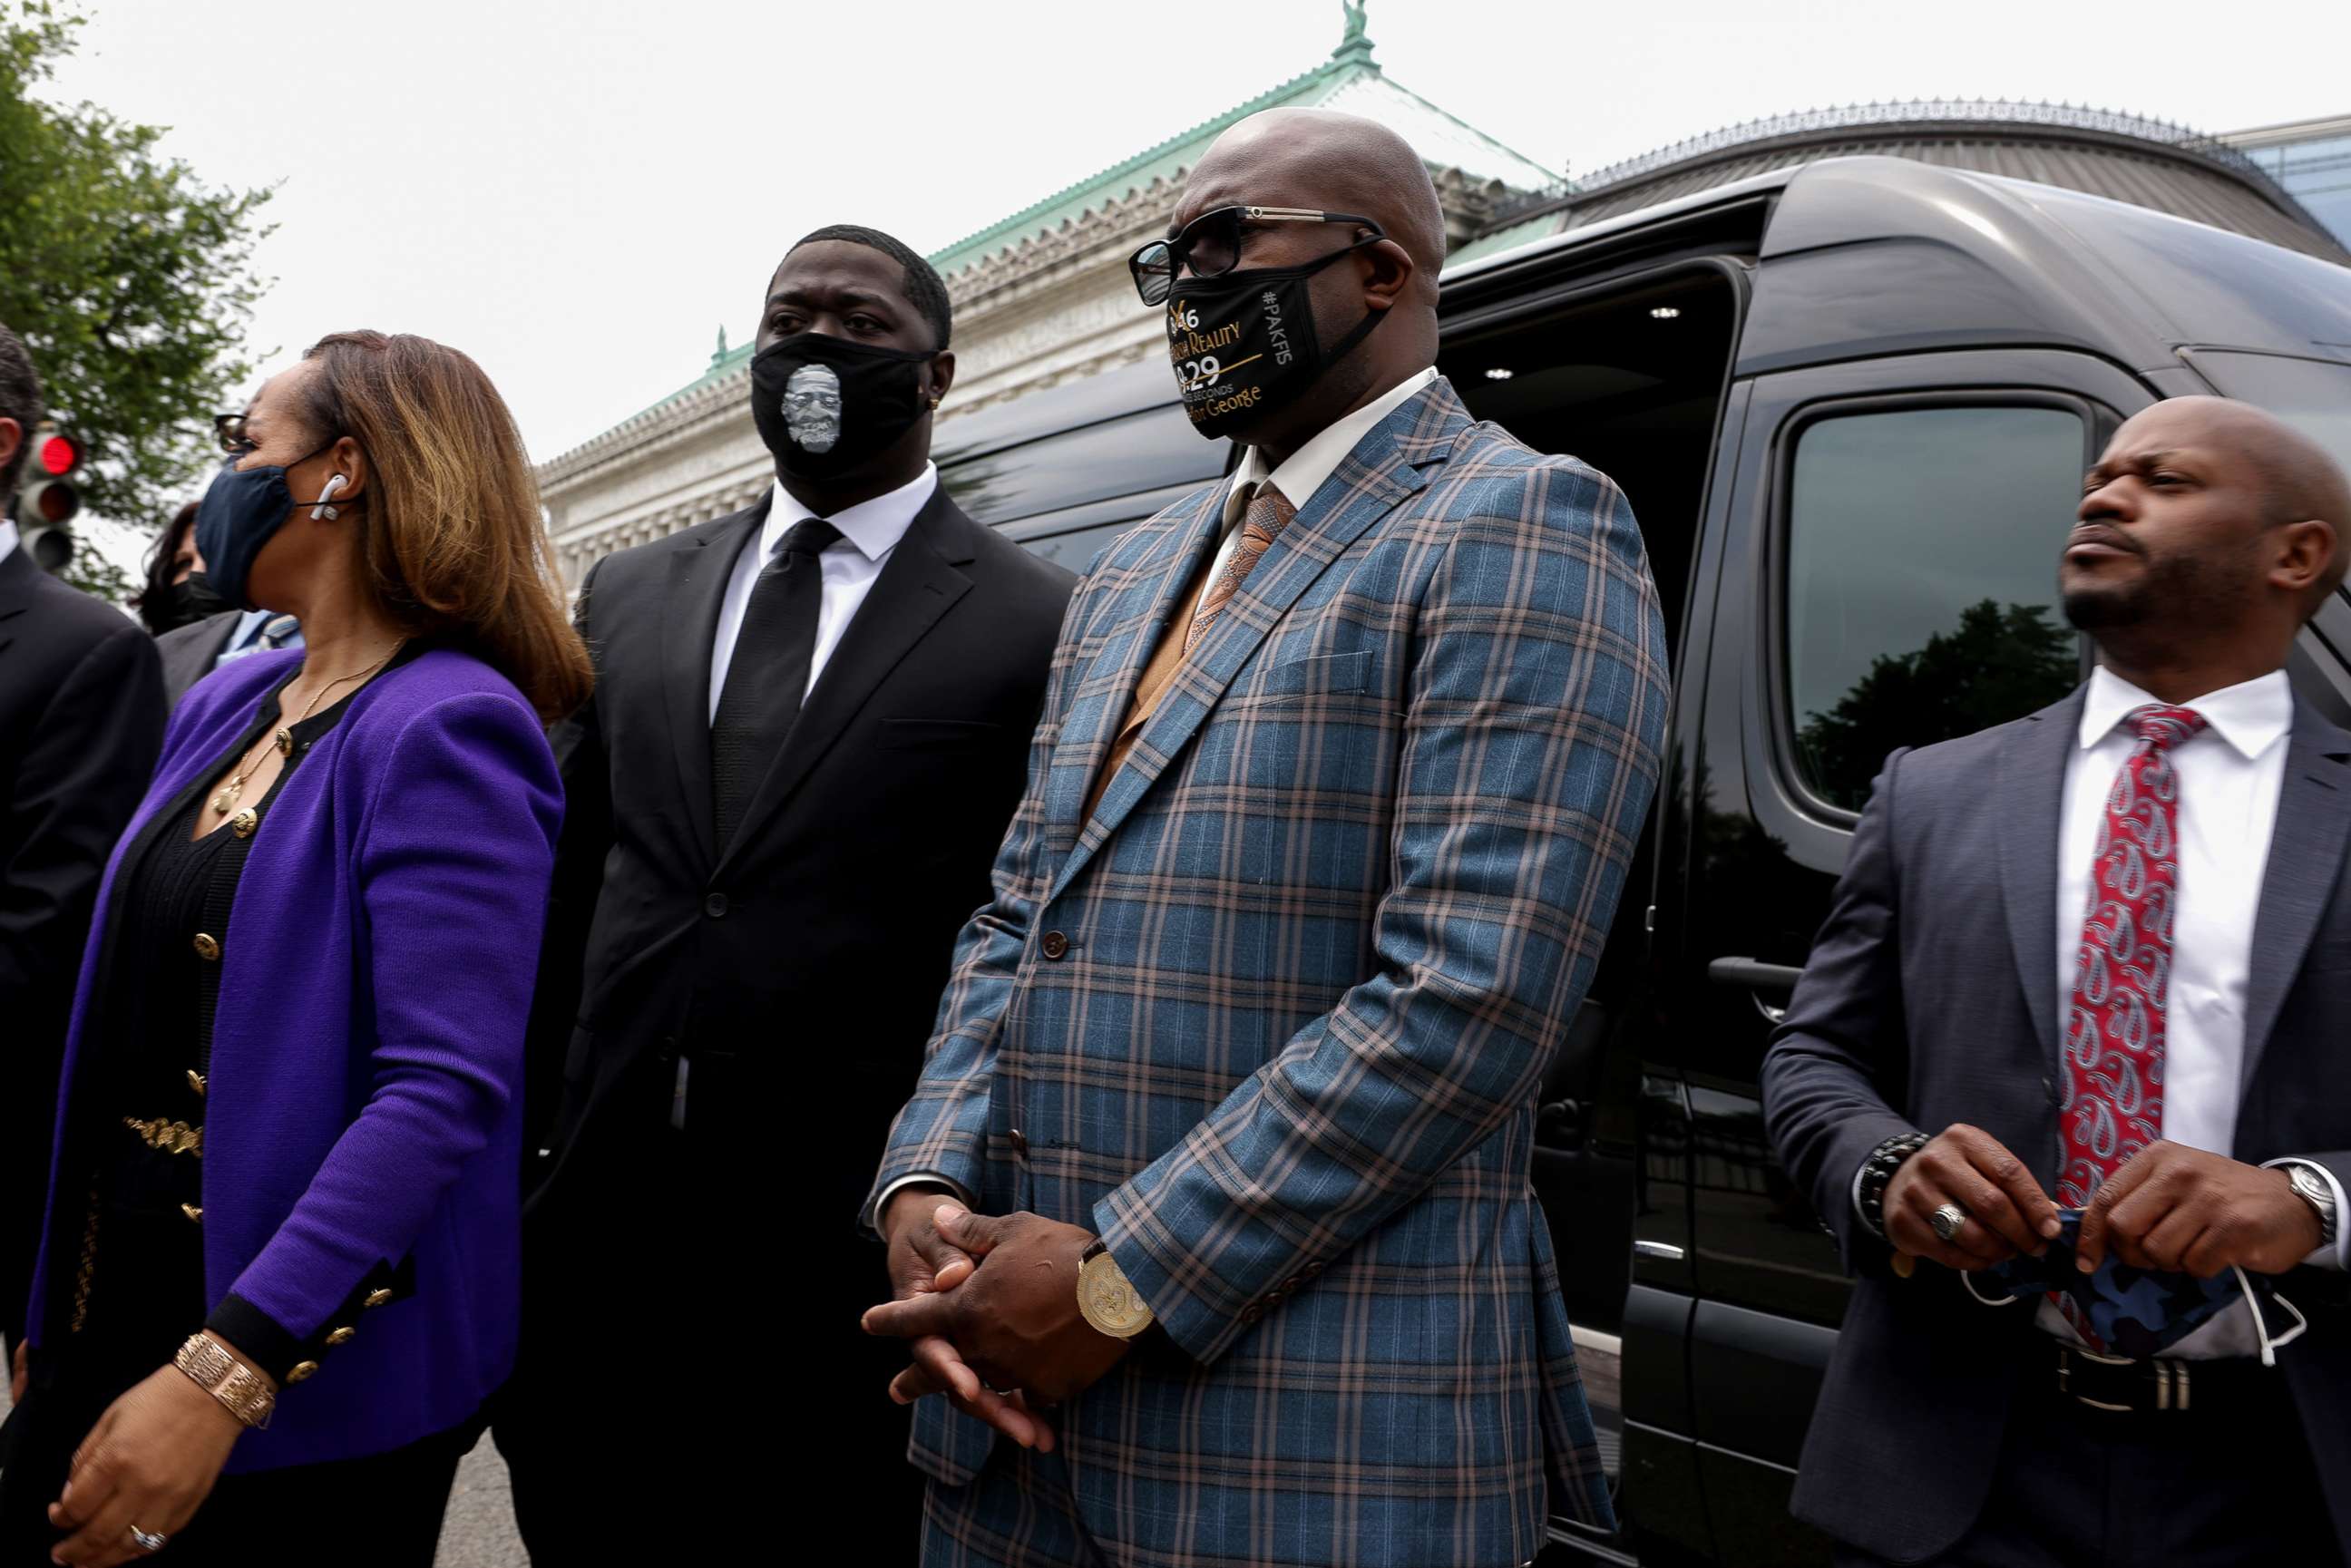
1761;684;2351;1563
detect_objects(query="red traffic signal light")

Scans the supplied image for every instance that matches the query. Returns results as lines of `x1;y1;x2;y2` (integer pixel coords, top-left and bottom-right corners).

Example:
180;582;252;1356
17;422;81;538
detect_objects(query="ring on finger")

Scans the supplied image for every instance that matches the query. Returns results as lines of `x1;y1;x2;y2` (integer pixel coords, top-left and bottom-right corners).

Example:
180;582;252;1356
130;1524;170;1553
1929;1202;1969;1243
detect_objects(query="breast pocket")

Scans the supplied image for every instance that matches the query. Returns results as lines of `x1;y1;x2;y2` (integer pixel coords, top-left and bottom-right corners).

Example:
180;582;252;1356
877;718;1007;750
1254;649;1372;700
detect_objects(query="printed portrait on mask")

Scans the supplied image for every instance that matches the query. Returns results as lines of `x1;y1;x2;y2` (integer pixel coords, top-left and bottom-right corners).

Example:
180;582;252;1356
782;364;843;453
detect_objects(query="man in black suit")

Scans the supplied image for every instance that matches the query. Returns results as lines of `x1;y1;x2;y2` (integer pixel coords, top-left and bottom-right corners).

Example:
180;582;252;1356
0;322;164;1349
1763;396;2351;1566
499;227;1076;1559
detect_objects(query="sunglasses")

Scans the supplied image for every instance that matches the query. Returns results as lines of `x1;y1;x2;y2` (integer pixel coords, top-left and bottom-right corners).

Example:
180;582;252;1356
1129;205;1385;306
212;413;256;455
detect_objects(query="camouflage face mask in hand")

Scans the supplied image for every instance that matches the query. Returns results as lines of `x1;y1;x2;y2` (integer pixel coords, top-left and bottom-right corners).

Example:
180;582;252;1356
1964;1210;2307;1363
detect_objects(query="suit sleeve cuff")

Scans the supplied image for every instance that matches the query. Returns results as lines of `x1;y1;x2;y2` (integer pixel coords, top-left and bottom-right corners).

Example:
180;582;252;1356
205;1294;304;1384
2262;1158;2348;1271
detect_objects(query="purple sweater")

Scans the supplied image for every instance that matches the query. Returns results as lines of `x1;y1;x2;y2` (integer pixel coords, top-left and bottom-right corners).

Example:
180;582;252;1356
26;647;561;1472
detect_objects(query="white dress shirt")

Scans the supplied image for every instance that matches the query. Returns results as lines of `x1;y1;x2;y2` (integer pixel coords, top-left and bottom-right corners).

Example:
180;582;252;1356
0;519;17;563
707;463;937;724
2041;667;2341;1354
871;370;1442;1228
1208;365;1439;573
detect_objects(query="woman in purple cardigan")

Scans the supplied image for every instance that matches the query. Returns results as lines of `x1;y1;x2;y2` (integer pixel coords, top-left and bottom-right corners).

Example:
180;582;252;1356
0;331;590;1567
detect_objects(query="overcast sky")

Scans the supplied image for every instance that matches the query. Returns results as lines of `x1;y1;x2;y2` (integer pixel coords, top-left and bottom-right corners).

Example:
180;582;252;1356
44;0;2350;489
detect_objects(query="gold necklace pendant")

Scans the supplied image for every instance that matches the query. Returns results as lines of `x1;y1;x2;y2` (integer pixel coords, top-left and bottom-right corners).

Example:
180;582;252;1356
210;778;243;816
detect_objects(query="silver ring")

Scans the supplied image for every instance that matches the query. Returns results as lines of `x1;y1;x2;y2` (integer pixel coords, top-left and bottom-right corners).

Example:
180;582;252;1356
1930;1203;1968;1242
129;1524;169;1553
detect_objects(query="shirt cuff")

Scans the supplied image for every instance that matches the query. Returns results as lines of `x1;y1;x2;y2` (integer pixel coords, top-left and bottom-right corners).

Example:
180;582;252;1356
873;1173;976;1230
2262;1158;2347;1271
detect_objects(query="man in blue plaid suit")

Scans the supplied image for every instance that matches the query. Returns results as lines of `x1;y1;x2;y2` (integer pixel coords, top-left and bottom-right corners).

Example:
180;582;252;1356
863;109;1670;1568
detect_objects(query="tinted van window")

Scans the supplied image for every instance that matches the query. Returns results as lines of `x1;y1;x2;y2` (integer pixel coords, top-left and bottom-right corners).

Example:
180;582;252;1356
1786;405;2086;811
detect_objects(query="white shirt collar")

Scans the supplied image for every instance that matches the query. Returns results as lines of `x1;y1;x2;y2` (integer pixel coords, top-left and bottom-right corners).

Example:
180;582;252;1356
1226;365;1439;526
2079;664;2294;762
766;462;938;562
0;519;18;564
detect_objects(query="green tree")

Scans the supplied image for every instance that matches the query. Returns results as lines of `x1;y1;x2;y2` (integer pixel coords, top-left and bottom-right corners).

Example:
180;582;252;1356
0;1;272;598
1798;599;2081;811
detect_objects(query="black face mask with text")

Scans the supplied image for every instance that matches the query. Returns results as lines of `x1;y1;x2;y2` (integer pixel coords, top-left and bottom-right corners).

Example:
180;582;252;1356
750;332;936;481
1166;242;1386;440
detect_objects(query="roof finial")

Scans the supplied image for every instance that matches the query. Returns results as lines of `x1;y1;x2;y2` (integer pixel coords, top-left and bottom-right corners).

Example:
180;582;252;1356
711;325;729;367
1332;1;1375;67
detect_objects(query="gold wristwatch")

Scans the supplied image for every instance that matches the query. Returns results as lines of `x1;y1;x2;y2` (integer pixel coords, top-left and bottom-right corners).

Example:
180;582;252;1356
1076;1238;1156;1339
175;1333;276;1428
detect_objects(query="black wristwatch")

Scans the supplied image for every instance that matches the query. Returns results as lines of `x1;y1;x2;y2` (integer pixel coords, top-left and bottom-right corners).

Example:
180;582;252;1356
1856;1132;1930;1238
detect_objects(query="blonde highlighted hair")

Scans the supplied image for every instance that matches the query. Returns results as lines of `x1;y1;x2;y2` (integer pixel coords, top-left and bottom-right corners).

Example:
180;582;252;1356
296;330;591;721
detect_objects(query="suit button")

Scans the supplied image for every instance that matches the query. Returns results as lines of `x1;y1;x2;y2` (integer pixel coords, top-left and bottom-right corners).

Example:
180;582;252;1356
1242;1304;1264;1324
324;1326;356;1347
704;892;728;919
1040;931;1068;959
1009;1129;1029;1157
363;1289;395;1310
180;1203;202;1224
285;1360;320;1384
192;933;222;961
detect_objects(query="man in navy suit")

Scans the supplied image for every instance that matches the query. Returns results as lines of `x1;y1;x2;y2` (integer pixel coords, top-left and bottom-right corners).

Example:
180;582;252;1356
1765;396;2351;1566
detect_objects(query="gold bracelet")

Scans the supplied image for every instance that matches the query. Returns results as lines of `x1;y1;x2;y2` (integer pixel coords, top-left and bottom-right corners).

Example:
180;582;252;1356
174;1334;275;1428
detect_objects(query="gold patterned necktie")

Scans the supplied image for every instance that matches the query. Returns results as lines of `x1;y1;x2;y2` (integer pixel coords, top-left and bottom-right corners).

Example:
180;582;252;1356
1186;482;1294;653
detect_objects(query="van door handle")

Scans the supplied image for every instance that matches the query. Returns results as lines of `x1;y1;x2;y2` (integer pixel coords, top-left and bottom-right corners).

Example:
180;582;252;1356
1707;956;1804;1025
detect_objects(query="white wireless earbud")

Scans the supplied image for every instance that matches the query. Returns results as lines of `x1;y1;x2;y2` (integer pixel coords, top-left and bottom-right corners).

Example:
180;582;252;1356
312;473;347;521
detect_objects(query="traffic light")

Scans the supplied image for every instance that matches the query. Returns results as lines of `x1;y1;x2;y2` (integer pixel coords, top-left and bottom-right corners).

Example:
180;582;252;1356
16;423;81;571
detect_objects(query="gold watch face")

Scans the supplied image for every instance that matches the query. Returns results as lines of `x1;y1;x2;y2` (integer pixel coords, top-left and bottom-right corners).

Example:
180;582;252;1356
1078;1251;1154;1338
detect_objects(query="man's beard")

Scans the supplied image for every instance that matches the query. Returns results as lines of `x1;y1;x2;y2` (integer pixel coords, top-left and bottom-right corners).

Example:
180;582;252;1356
2063;548;2241;634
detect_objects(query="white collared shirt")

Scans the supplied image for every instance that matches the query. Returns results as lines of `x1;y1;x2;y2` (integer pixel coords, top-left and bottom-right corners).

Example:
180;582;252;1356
707;463;938;724
1209;365;1438;572
0;520;16;562
2039;666;2343;1355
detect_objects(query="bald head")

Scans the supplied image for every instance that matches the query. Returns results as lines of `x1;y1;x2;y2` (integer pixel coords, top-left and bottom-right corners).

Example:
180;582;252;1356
1181;108;1447;302
2123;396;2350;609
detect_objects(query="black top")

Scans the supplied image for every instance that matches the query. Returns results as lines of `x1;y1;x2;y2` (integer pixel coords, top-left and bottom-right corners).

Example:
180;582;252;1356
58;652;406;1382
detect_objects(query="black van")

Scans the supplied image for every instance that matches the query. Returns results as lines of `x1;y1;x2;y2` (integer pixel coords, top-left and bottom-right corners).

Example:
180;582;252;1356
932;154;2351;1567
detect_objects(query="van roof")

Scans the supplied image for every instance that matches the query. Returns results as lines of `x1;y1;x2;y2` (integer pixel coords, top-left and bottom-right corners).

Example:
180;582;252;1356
1446;155;2351;377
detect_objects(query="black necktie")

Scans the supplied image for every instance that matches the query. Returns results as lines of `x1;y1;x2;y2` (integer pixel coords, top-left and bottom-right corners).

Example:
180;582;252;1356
710;517;841;850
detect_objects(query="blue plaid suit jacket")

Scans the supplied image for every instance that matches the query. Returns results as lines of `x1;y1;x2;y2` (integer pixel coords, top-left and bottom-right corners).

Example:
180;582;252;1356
869;377;1669;1567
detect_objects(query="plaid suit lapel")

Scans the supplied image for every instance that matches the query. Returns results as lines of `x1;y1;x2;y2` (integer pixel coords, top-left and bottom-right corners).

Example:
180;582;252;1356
1042;485;1227;847
1053;381;1469;900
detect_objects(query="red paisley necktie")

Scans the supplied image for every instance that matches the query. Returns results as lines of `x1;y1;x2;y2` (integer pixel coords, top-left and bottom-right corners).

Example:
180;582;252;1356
2055;703;2205;1345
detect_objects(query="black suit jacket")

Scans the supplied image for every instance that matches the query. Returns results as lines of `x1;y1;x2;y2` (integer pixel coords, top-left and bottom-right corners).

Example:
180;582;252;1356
154;609;241;706
0;548;164;1340
523;480;1075;1258
1761;685;2351;1562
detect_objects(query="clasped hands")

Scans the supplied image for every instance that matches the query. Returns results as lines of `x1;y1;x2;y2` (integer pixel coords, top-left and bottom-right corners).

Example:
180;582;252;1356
863;1188;1132;1452
1884;1125;2323;1279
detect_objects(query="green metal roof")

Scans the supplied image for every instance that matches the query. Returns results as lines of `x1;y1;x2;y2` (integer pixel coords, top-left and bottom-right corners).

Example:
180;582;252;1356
580;8;1559;450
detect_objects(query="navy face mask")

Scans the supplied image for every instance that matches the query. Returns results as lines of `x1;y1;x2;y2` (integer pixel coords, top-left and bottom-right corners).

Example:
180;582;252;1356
193;443;347;611
1966;1210;2306;1362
